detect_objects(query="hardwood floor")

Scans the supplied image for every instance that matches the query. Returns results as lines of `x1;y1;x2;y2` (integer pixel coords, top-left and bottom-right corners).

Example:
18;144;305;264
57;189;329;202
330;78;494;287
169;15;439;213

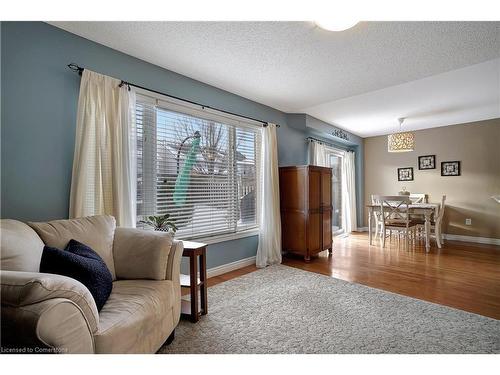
201;233;500;320
205;265;259;288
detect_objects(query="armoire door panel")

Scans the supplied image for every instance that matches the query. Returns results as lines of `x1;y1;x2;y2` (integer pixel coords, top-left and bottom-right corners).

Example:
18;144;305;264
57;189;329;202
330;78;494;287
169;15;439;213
307;213;321;253
321;170;332;207
308;170;321;210
281;212;306;252
280;168;307;211
322;209;333;249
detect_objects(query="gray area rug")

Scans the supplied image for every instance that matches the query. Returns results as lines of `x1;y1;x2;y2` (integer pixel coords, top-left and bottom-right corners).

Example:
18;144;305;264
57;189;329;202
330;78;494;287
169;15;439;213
159;265;500;354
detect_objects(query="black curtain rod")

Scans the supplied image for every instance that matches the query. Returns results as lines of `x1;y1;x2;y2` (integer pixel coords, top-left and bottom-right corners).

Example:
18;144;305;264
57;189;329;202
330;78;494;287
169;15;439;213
67;63;279;128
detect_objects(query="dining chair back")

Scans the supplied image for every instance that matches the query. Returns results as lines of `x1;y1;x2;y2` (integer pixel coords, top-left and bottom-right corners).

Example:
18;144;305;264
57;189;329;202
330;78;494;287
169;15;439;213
378;196;416;248
409;193;427;203
379;196;411;222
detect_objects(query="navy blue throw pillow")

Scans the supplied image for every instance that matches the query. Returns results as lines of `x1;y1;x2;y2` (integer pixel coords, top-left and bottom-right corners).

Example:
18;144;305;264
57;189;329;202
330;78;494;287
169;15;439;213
40;239;113;311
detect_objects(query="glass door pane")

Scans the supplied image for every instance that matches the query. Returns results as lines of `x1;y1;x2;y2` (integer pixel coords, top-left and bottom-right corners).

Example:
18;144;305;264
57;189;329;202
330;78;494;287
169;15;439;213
330;154;343;235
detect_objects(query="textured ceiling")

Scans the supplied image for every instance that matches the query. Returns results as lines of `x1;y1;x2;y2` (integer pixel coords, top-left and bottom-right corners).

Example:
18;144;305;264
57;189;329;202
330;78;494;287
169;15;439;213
304;59;500;137
50;21;500;136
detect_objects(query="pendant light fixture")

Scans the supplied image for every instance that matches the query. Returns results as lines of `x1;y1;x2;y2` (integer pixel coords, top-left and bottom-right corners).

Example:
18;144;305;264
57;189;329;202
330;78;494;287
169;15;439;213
388;118;415;152
314;19;359;32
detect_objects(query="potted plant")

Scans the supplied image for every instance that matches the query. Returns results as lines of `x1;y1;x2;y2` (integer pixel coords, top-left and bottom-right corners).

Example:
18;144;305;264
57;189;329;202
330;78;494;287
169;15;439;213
139;214;178;234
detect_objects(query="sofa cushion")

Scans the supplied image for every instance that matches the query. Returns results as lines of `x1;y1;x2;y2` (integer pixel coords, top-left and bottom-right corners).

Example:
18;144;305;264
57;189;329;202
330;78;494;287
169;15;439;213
28;216;117;280
0;220;44;272
95;280;175;353
40;240;113;311
113;228;173;280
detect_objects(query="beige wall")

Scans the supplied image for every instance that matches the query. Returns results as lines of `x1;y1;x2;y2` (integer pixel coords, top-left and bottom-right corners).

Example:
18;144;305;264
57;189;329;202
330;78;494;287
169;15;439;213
364;118;500;239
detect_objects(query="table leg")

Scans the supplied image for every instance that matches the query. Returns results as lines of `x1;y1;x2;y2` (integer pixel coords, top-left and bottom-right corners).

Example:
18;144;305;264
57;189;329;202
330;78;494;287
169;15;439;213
199;249;207;316
189;254;199;322
368;207;373;245
424;211;431;253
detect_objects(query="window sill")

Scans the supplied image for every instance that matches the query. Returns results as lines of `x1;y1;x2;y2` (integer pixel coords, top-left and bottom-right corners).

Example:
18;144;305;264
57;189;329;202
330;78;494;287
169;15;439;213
178;228;260;245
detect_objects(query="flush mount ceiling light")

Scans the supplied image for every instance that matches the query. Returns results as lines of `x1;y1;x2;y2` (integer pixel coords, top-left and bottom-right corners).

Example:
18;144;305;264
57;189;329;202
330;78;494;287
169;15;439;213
314;19;359;32
388;118;415;153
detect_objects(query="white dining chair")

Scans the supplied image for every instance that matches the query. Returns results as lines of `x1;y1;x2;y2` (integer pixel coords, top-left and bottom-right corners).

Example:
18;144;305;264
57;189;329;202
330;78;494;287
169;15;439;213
416;195;446;248
409;193;427;203
371;195;383;239
378;196;418;249
408;194;427;222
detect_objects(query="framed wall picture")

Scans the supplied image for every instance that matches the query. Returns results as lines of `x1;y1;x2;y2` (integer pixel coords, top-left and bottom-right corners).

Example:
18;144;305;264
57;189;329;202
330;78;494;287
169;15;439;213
398;167;414;181
418;155;436;170
441;161;461;176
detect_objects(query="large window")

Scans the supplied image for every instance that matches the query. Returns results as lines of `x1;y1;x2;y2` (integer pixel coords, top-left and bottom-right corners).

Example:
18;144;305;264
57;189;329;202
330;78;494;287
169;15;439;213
136;94;261;240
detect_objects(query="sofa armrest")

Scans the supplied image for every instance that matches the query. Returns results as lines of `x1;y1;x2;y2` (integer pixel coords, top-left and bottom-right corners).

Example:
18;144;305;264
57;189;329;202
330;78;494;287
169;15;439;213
1;298;94;353
113;228;175;280
166;240;183;283
0;270;99;334
166;240;183;326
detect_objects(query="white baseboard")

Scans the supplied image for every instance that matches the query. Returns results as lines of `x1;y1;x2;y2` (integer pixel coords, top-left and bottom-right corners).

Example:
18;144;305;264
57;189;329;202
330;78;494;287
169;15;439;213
207;256;256;278
353;228;499;246
442;234;500;246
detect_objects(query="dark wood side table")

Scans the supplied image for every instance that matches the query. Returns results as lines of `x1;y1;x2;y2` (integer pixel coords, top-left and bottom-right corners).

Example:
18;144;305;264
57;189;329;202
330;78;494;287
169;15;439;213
180;241;208;323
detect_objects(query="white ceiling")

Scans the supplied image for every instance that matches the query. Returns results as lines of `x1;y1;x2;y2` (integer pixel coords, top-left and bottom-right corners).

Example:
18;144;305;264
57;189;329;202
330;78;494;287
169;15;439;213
50;21;500;137
304;58;500;137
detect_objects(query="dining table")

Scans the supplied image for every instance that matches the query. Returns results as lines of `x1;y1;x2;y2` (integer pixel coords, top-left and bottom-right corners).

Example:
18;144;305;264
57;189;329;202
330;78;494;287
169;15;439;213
366;202;440;252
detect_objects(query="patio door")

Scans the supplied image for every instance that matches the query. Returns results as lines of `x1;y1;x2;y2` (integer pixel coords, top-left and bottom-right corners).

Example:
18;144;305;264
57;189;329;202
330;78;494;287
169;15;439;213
329;151;344;236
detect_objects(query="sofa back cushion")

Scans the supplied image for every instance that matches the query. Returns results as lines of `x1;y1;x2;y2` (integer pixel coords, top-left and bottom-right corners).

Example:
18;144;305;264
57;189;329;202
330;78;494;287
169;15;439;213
113;228;173;280
28;216;117;280
40;240;113;311
0;220;44;272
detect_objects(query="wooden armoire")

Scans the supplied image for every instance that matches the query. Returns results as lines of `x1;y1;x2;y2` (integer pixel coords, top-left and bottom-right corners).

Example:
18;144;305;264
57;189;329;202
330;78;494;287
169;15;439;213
279;165;333;261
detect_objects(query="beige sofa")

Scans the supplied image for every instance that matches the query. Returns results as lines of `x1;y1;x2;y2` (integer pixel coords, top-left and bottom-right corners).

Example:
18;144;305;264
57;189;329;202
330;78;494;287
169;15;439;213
0;215;183;354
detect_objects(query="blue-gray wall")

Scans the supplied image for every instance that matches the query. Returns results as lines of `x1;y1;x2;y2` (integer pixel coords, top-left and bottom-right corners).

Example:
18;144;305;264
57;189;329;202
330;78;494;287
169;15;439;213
1;21;364;269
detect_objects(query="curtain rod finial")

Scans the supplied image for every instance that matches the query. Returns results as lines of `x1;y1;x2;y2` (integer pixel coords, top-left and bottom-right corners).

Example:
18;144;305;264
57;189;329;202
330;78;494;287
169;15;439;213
263;123;280;128
68;63;83;76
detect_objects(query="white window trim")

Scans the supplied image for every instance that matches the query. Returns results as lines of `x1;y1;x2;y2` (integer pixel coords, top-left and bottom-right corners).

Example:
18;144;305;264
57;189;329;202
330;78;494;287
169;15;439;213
135;89;262;242
184;227;260;245
135;88;263;131
325;146;346;158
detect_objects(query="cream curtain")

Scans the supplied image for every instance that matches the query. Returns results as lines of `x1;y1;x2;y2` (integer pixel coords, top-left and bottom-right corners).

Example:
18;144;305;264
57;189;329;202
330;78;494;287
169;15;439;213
69;70;137;227
308;140;328;167
256;123;282;268
342;151;357;233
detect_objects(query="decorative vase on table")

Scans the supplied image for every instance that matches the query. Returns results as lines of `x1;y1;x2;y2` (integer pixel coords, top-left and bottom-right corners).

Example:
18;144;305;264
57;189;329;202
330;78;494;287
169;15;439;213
399;187;410;196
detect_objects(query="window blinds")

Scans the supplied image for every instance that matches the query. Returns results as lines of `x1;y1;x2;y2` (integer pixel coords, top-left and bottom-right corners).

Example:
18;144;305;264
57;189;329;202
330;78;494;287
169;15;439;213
136;94;261;240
